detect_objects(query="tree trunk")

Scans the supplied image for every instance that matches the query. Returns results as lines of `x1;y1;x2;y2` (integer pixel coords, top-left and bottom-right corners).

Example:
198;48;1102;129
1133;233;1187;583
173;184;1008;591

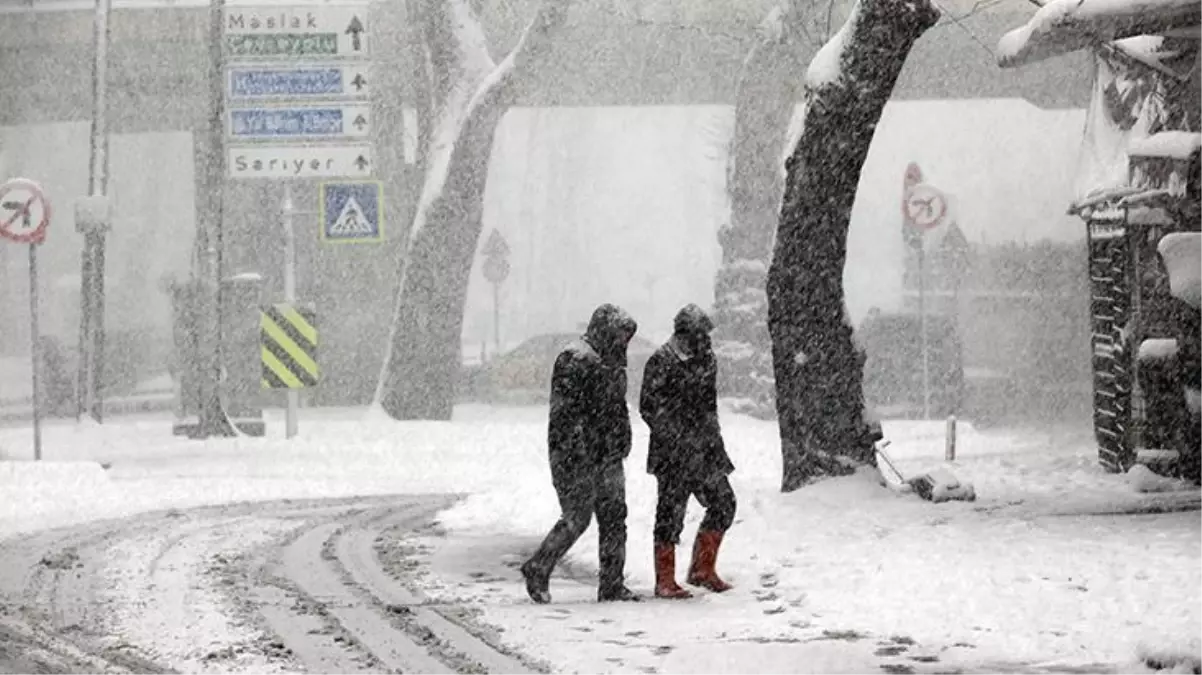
713;3;815;420
767;0;939;491
374;0;569;420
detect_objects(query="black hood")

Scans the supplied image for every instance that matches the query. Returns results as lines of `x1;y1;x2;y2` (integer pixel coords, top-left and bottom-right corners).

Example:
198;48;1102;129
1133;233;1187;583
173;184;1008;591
584;303;637;366
673;304;714;337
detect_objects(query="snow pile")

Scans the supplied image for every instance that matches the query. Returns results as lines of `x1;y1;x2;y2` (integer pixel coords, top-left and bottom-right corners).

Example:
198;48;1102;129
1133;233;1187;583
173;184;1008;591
0;460;119;528
1127;464;1195;493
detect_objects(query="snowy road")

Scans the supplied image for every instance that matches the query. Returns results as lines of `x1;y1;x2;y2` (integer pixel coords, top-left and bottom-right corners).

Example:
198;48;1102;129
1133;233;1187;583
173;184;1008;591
0;495;545;674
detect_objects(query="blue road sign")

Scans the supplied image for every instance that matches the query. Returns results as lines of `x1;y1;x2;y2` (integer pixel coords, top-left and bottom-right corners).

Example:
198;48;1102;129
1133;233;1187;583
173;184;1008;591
228;65;371;101
233;68;342;97
228;105;369;139
320;181;382;243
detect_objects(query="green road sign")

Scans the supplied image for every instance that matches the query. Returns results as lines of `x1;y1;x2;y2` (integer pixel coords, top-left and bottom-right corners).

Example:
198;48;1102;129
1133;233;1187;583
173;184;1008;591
226;33;339;58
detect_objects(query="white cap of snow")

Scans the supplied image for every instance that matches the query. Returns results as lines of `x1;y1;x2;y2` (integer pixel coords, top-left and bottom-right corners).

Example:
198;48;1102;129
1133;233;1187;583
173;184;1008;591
1157;232;1201;309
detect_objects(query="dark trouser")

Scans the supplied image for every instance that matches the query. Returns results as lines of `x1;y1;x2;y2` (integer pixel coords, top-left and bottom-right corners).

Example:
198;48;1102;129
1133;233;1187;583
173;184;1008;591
525;459;629;592
653;473;737;545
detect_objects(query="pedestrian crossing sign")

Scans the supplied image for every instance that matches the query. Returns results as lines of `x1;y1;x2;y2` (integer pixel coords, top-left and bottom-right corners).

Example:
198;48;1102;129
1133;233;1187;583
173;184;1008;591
320;180;383;243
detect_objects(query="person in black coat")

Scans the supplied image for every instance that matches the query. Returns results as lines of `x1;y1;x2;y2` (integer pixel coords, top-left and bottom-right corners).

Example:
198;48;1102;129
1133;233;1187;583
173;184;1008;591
520;304;642;604
639;304;736;598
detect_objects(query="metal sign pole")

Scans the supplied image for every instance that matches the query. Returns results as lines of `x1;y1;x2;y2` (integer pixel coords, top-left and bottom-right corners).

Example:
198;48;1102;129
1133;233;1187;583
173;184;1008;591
282;184;299;439
29;243;42;461
0;178;52;459
492;281;501;354
919;241;931;420
78;0;113;424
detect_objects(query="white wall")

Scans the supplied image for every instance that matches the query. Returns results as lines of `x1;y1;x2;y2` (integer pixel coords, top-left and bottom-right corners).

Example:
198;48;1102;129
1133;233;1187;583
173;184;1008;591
466;99;1087;348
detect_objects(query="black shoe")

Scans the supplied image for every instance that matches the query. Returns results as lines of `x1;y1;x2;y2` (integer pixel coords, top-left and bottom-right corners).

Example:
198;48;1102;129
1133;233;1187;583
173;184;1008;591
598;584;642;602
520;560;551;604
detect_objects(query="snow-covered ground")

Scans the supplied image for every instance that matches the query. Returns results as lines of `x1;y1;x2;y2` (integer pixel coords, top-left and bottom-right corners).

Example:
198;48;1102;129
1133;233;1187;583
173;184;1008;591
0;404;1198;673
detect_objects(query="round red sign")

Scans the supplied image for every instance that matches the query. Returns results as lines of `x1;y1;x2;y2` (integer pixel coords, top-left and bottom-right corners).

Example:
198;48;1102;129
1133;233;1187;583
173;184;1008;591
0;178;52;244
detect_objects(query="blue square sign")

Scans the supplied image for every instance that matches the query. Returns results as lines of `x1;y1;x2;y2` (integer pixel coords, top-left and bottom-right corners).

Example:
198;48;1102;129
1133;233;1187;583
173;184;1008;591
320;181;383;243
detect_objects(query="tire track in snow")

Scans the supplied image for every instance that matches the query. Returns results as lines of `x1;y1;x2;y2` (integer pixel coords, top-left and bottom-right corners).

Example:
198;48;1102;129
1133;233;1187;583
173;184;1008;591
327;503;538;674
0;495;544;674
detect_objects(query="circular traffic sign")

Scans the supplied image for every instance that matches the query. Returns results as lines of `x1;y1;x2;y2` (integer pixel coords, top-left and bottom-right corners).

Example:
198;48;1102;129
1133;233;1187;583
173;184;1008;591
903;183;947;231
0;178;52;244
482;255;510;284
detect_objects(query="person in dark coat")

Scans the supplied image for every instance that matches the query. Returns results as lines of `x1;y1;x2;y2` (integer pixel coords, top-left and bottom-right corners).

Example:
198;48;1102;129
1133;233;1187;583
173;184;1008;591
520;303;642;604
639;304;736;599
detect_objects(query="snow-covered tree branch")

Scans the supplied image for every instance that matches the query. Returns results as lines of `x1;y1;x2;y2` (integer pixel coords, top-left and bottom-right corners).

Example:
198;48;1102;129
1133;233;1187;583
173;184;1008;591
767;0;940;491
375;0;571;420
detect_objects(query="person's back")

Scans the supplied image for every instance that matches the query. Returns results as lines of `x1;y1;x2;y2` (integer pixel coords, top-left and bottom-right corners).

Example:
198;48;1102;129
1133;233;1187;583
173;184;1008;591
522;303;640;604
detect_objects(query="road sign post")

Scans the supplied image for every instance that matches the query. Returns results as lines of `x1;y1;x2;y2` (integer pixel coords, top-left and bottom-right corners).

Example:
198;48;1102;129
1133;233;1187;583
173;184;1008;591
0;178;53;461
222;2;372;435
281;184;300;438
902;164;948;420
481;230;511;353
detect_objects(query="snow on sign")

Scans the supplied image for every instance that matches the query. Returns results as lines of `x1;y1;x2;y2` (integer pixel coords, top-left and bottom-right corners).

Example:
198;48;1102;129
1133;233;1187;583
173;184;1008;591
320;180;382;243
228;144;372;179
224;5;370;59
0;178;51;245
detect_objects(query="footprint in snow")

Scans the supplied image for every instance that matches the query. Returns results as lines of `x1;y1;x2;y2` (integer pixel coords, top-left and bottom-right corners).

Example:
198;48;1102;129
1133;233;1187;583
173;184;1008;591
651;645;673;655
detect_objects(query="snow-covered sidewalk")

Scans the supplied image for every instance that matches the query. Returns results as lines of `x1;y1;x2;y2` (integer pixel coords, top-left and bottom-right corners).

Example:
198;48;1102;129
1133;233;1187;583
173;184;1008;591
0;404;1197;673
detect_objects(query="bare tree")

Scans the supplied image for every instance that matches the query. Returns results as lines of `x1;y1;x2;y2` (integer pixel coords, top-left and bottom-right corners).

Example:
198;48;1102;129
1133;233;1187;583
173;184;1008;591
374;0;571;420
767;0;939;491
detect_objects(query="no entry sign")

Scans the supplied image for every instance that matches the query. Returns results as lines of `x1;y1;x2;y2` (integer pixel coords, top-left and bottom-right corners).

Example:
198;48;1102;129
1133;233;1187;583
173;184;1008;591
903;183;948;232
0;178;52;244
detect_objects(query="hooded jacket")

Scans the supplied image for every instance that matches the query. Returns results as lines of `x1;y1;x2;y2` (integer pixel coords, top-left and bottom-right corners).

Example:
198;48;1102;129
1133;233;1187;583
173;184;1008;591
640;304;735;480
548;304;638;469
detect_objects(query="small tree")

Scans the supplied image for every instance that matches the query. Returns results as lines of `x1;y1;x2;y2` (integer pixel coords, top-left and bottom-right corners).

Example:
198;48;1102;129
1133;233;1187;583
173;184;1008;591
767;0;939;491
374;0;571;420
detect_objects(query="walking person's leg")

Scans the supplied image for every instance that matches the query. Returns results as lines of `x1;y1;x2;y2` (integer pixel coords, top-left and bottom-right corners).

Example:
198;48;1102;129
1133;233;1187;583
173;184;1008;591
687;476;737;592
652;474;693;599
521;467;594;604
595;460;640;601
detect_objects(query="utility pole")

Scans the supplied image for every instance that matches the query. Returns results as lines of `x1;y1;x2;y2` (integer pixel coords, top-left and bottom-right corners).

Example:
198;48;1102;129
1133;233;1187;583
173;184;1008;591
195;0;232;437
77;0;112;424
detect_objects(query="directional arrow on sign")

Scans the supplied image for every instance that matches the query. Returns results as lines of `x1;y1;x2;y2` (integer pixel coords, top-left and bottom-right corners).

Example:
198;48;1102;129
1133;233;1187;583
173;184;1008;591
346;16;365;52
354;155;370;171
353;114;368;131
351;73;367;91
1;201;30;228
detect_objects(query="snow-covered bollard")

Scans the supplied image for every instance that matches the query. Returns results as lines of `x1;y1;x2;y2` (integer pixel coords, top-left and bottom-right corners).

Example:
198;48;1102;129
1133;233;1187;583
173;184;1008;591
1157;232;1201;309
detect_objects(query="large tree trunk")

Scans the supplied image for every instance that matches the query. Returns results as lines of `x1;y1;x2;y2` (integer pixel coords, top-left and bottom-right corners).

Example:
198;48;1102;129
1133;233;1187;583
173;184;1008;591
374;0;569;420
713;2;815;420
767;0;939;491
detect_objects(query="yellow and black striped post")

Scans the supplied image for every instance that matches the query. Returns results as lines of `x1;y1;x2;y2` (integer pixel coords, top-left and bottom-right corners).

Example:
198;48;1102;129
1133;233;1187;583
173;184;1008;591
260;304;319;389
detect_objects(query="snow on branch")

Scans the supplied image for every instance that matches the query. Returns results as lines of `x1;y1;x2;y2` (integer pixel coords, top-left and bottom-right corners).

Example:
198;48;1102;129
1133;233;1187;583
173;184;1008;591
995;0;1201;68
1128;131;1202;160
409;0;571;245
